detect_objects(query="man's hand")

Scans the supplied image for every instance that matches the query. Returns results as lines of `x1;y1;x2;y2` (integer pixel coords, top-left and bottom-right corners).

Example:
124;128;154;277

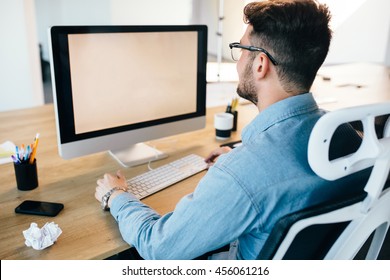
204;146;232;167
95;170;127;207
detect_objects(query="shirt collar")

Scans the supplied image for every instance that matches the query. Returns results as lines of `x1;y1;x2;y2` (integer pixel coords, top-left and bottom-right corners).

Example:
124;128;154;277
242;92;318;142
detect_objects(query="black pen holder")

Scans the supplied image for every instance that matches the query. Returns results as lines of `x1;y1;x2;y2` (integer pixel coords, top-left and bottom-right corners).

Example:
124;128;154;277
232;111;238;132
14;159;39;191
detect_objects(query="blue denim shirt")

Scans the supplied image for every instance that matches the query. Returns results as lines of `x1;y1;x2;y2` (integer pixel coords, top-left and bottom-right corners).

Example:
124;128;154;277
110;93;366;259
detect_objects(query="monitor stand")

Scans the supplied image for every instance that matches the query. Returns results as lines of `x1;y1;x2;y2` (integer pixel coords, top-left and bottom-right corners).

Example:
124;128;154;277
109;143;167;168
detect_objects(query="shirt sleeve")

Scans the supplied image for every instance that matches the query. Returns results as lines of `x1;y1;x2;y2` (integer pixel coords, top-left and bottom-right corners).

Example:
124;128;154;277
109;164;259;260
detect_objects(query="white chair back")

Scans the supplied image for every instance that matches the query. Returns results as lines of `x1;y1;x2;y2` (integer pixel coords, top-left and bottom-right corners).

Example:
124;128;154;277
269;102;390;259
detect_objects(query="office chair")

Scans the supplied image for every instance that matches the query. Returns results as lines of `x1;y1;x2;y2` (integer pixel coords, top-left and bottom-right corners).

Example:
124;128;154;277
257;102;390;260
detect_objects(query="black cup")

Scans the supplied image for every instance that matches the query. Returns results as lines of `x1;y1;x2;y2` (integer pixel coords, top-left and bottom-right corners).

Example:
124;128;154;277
215;128;232;139
14;159;39;191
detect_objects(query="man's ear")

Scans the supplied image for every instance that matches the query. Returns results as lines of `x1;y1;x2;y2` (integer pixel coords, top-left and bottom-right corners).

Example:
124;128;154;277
253;53;270;80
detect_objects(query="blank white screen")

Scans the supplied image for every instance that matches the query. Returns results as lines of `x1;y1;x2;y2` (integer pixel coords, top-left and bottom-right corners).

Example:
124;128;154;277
68;31;198;134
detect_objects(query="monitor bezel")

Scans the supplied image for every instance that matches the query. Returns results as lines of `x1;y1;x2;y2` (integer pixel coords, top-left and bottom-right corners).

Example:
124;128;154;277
49;25;207;159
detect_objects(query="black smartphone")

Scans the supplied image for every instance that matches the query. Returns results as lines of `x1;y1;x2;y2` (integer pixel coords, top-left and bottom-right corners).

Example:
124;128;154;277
15;200;64;217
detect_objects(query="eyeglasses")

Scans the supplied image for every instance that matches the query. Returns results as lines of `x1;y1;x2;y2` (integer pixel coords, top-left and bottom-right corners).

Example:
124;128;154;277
229;42;279;65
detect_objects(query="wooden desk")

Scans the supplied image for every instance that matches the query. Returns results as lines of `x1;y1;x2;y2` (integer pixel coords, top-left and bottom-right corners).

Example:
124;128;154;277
1;62;389;259
0;103;257;260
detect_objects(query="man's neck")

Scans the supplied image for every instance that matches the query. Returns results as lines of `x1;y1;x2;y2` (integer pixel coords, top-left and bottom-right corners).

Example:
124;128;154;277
256;84;292;112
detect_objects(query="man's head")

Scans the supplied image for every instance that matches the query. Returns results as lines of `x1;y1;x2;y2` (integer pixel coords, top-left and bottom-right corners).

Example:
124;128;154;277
236;0;332;99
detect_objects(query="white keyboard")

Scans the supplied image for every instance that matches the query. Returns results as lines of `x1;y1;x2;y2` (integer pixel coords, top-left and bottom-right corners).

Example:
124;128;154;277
127;154;208;199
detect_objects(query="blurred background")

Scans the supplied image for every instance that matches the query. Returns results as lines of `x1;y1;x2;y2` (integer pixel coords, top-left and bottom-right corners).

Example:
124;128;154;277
0;0;389;112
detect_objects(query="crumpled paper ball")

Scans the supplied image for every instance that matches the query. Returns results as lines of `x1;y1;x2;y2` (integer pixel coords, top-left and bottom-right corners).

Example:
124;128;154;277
23;222;62;250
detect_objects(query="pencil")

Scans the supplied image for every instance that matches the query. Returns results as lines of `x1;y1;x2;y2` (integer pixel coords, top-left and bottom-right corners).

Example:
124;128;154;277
231;97;239;111
29;133;39;164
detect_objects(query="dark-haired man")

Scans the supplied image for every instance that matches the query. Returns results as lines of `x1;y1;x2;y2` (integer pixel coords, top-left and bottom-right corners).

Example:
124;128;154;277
95;0;365;259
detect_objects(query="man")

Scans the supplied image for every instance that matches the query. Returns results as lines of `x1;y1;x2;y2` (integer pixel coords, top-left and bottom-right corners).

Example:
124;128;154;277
95;0;365;259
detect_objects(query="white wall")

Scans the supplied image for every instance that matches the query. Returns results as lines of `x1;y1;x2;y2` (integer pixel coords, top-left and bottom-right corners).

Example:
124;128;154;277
194;0;219;58
385;18;390;67
0;0;43;112
35;0;62;62
219;0;246;61
188;0;245;62
35;0;111;61
110;0;192;25
325;0;390;65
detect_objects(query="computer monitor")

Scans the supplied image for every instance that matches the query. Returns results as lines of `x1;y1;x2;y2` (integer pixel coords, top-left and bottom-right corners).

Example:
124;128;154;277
49;25;207;167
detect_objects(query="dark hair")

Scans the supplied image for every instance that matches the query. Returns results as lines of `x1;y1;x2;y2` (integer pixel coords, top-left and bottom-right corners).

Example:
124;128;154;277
244;0;332;94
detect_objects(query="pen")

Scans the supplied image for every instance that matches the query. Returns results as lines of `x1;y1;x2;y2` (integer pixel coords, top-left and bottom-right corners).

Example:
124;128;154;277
15;146;20;161
11;155;21;164
25;145;31;161
226;103;232;113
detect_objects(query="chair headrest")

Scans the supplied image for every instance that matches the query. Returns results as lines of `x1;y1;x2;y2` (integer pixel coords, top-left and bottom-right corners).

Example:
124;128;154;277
308;102;390;181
